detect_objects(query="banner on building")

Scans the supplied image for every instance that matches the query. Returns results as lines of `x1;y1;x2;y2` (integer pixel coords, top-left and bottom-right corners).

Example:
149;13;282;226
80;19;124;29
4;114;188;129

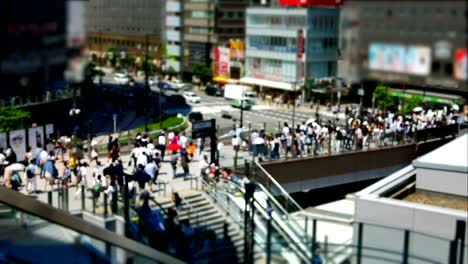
229;40;245;61
9;129;26;161
214;47;230;77
0;132;7;150
296;29;306;85
28;126;44;149
45;123;54;140
454;48;467;80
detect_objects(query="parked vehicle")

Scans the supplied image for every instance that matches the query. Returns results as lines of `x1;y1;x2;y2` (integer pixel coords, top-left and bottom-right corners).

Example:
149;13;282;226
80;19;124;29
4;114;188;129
183;92;201;103
188;112;203;123
170;80;192;91
205;85;223;96
224;84;257;109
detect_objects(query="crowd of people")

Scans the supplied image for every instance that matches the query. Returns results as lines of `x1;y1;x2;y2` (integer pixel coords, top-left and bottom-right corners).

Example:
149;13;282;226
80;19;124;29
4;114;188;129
236;105;465;160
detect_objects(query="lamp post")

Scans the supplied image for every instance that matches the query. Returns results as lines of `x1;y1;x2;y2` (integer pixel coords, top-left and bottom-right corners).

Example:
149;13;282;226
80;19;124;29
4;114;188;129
69;108;81;148
144;34;149;132
291;81;297;132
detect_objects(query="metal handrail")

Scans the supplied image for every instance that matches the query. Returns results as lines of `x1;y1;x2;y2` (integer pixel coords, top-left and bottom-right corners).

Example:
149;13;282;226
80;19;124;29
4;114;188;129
0;186;185;264
254;160;303;212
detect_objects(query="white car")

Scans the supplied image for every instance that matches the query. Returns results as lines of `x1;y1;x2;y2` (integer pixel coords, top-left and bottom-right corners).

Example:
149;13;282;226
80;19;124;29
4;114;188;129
171;80;192;91
183;92;201;103
114;73;130;84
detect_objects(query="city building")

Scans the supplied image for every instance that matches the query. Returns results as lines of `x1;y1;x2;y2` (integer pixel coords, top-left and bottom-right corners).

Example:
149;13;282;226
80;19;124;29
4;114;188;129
182;0;217;79
1;1;85;101
164;0;184;74
215;0;248;45
241;6;340;97
85;0;164;60
338;0;468;106
352;134;467;264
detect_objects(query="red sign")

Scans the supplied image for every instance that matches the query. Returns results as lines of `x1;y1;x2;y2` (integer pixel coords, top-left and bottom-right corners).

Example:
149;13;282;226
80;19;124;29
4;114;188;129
297;29;305;59
279;0;343;6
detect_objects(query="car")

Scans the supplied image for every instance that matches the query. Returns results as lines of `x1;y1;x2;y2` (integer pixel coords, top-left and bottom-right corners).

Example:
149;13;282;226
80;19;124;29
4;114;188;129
188;112;203;123
183;92;201;103
171;80;192;91
114;72;130;84
205;85;219;96
166;94;186;105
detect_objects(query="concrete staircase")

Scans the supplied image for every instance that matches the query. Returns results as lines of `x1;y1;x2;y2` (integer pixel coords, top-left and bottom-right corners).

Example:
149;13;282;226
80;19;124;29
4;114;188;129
154;191;264;263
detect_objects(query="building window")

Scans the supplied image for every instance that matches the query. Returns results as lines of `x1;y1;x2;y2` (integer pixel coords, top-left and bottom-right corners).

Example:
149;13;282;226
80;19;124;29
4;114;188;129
432;61;441;73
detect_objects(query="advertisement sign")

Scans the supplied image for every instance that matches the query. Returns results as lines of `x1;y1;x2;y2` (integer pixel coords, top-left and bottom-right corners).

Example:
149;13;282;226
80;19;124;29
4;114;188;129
454;48;467;80
405;46;431;75
229;40;245;61
369;43;406;73
279;0;343;6
405;46;431;76
296;29;306;84
9;129;26;161
369;43;431;76
45;124;54;140
0;132;7;150
28;126;44;149
214;47;230;77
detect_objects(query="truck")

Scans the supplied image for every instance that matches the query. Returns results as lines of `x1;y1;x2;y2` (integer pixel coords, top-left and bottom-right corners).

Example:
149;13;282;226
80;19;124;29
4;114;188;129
223;84;257;109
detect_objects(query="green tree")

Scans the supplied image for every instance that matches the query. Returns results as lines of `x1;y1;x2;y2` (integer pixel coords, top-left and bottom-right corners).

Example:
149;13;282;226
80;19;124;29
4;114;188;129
0;107;31;132
373;85;394;111
403;95;423;113
192;63;210;84
139;55;156;75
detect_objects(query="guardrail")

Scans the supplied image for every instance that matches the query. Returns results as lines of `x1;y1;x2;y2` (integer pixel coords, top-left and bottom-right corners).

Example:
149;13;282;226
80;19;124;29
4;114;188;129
0;186;185;264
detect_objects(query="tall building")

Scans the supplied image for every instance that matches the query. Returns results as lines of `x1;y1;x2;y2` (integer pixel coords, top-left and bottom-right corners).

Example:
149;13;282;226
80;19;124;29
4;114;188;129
241;6;340;94
338;0;467;105
85;0;164;60
215;0;248;45
1;0;85;104
165;0;184;74
182;0;217;79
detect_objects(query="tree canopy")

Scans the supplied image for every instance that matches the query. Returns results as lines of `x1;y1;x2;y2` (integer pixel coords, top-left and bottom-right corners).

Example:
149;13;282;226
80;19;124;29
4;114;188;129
373;85;395;111
0;107;31;132
192;63;210;84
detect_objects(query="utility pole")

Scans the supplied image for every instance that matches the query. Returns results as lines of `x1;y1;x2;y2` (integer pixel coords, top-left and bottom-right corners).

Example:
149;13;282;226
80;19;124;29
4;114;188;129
99;30;103;87
144;35;149;131
292;81;297;132
240;93;244;128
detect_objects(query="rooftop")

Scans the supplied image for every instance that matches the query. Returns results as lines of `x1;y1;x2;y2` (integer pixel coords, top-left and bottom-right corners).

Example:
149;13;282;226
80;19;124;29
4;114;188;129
413;134;467;173
402;189;468;212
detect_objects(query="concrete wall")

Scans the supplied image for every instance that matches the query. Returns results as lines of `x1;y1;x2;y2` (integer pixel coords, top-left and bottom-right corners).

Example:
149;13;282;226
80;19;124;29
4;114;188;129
416;168;468;197
353;196;468;264
261;144;417;192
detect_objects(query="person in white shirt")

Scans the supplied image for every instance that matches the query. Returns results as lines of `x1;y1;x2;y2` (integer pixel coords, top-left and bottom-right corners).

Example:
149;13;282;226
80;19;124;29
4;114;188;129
232;135;241;152
39;148;48;178
199;155;209;177
179;133;188;148
282;122;290;137
144;159;157;181
157;132;166;161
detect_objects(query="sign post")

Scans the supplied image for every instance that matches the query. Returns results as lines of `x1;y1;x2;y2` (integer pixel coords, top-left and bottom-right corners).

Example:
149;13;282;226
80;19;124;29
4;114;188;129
113;114;117;133
192;119;217;165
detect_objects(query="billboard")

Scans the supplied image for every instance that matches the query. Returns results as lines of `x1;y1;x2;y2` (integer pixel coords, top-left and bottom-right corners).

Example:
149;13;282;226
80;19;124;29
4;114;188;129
214;47;230;77
369;43;431;76
369;43;406;73
9;129;26;161
230;40;245;61
279;0;343;6
405;46;431;76
45;123;54;140
28;126;44;149
454;49;467;80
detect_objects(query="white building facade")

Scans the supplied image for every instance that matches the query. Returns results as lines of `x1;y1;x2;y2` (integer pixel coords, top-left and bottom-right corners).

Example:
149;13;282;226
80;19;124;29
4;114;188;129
164;0;183;73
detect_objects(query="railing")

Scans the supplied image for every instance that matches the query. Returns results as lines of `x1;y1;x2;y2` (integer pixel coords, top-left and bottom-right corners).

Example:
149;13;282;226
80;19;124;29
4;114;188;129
0;87;79;108
0;186;184;264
